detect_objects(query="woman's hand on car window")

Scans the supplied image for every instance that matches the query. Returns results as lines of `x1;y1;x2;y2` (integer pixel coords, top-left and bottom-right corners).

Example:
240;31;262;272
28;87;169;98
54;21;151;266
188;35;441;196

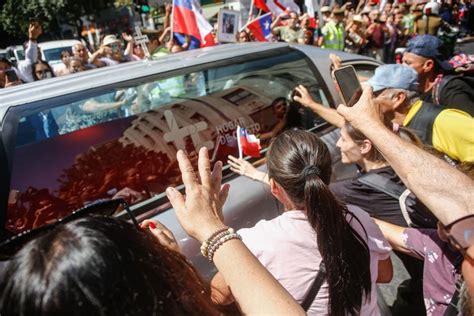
227;155;268;184
141;219;180;252
166;148;230;243
294;85;315;108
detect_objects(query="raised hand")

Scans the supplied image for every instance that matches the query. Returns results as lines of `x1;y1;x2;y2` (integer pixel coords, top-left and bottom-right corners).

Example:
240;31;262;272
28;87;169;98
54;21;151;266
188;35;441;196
122;32;134;43
294;85;314;107
227;155;264;182
166;148;230;242
28;22;42;40
336;85;382;130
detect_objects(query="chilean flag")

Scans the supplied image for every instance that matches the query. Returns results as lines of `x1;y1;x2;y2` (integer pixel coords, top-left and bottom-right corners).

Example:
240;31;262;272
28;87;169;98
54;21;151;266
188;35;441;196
237;126;261;158
173;0;215;48
254;0;300;15
246;13;273;42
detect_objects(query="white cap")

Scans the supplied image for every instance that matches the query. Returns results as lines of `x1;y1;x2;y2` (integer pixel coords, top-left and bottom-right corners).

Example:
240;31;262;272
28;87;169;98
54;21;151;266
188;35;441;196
424;1;440;15
321;6;331;13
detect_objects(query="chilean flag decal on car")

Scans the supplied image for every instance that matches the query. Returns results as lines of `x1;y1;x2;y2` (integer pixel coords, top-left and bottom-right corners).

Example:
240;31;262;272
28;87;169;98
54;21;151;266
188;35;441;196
237;126;261;158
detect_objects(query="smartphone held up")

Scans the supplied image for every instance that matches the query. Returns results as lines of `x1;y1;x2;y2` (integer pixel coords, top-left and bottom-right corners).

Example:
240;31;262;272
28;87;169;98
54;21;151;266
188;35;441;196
332;65;362;107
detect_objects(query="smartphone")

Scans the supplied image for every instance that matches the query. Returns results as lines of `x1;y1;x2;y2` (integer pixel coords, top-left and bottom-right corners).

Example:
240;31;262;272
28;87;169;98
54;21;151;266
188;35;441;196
332;65;362;107
5;69;19;82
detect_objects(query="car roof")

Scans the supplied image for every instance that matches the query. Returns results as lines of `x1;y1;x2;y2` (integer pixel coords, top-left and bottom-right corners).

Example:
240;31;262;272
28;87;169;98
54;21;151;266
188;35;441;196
0;42;377;118
37;40;82;50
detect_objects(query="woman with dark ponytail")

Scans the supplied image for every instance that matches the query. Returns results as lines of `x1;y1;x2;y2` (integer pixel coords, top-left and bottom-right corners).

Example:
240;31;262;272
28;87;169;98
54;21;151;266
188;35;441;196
212;129;392;315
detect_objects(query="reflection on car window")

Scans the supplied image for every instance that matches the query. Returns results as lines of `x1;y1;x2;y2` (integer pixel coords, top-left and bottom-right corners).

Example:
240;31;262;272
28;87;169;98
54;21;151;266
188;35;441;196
8;49;329;234
351;64;378;82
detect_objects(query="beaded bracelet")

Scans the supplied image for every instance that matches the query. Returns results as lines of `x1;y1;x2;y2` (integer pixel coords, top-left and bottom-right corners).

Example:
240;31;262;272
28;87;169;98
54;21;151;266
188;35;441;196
207;232;242;262
200;227;231;258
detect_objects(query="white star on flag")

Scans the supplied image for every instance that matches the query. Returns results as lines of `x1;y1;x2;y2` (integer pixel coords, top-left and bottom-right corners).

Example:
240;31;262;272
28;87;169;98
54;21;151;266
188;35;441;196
264;20;270;30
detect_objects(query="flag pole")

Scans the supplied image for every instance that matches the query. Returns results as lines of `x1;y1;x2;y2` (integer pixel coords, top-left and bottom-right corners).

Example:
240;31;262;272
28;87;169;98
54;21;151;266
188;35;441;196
247;0;255;25
237;126;243;159
170;0;175;36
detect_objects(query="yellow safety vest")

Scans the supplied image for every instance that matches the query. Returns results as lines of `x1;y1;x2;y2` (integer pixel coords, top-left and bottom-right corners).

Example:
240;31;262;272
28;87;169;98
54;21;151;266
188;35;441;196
322;21;344;51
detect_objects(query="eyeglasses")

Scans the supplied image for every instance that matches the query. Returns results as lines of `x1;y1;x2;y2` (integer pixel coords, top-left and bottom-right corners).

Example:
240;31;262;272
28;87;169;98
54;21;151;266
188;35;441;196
441;214;474;263
0;198;139;261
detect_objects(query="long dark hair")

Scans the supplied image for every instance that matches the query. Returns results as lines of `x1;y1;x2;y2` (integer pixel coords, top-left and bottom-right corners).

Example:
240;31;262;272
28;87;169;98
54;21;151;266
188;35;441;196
0;216;218;316
267;129;371;315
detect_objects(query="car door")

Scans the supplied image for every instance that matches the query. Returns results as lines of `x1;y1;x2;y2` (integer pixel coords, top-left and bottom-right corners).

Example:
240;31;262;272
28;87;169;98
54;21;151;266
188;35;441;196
0;46;342;276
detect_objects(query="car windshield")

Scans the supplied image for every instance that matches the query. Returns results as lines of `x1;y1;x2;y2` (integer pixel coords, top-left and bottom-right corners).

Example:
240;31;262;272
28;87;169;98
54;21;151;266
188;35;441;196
7;48;331;234
43;47;72;63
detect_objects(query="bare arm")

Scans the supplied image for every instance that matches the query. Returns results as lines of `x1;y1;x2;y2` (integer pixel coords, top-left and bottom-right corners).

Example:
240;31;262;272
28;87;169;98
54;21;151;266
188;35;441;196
294;85;345;128
211;271;235;305
166;148;305;315
373;218;412;255
159;27;171;44
81;99;124;113
227;155;269;185
271;15;282;32
122;33;134;57
88;47;109;67
164;4;172;30
337;87;474;224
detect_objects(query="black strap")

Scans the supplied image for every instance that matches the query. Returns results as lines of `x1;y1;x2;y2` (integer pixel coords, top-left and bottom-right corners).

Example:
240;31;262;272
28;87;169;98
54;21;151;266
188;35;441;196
357;173;405;200
301;262;326;311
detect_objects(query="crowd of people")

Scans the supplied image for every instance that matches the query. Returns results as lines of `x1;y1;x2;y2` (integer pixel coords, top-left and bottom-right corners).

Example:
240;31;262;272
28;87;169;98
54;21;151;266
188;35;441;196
0;0;473;315
1;0;473;89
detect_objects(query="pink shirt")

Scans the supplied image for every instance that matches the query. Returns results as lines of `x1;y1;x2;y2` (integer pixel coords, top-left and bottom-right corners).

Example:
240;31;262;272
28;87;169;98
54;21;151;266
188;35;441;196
238;205;391;315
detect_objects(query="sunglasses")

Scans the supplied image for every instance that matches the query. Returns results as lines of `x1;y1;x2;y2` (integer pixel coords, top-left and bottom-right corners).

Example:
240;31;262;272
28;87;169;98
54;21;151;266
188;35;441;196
441;214;474;262
0;198;139;261
109;43;120;51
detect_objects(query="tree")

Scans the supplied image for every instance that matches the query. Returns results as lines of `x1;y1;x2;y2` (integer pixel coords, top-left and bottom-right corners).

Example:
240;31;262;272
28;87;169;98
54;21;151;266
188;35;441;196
0;0;114;37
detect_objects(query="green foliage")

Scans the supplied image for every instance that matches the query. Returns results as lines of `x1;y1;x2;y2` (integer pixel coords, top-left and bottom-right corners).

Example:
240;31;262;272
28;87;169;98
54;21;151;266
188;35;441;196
0;0;113;36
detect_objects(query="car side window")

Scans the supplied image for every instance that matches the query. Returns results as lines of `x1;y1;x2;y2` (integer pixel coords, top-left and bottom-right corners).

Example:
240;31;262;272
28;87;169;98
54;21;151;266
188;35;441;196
7;49;330;234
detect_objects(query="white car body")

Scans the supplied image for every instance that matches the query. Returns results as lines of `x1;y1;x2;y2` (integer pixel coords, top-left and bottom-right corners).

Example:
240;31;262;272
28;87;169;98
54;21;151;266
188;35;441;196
38;40;81;72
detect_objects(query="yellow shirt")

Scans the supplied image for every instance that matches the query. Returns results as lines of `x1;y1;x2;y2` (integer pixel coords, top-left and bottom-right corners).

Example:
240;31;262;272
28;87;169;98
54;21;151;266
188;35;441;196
404;100;474;162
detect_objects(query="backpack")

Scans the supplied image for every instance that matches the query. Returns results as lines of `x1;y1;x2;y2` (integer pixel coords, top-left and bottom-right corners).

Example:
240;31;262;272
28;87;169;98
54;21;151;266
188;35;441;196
432;54;474;111
432;73;474;107
357;173;438;228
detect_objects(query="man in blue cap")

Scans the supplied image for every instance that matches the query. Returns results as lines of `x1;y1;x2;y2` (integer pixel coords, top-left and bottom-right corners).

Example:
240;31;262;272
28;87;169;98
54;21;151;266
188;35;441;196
367;64;473;163
402;35;473;115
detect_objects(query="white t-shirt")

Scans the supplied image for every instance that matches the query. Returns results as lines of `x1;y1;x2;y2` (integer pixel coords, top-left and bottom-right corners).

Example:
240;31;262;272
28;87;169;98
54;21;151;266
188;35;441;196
238;204;391;316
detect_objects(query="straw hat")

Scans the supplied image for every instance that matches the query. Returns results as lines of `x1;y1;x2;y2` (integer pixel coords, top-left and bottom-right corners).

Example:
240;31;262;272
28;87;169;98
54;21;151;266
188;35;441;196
102;35;121;46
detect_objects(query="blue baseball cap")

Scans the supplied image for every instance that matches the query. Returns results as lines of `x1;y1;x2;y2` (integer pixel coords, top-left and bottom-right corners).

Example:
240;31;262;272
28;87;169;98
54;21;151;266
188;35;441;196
367;64;419;92
405;35;453;70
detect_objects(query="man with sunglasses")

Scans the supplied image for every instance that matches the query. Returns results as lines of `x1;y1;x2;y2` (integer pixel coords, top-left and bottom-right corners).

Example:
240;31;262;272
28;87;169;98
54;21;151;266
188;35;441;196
337;85;474;315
